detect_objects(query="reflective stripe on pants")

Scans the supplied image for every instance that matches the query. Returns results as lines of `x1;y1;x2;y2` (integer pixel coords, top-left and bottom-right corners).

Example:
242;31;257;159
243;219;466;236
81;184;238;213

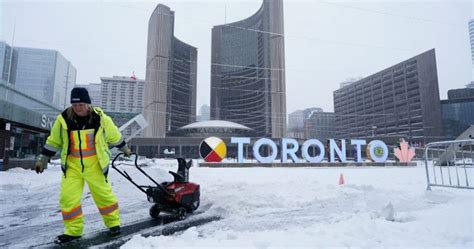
98;203;119;216
62;205;83;221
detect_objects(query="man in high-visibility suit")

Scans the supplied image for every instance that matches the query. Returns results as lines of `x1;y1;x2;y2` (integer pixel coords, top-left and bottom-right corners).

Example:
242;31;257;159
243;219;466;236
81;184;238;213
34;87;132;244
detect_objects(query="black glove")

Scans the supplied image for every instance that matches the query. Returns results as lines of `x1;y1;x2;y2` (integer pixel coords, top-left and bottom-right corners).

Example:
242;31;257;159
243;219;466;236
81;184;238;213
119;145;132;157
34;154;49;174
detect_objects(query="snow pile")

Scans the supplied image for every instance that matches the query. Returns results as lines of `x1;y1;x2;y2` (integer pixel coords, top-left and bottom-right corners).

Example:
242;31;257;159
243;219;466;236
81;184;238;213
123;163;473;248
0;160;472;248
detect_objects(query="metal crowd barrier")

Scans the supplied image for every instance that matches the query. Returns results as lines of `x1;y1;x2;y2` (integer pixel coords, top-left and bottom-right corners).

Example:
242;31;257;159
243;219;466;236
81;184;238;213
424;139;474;190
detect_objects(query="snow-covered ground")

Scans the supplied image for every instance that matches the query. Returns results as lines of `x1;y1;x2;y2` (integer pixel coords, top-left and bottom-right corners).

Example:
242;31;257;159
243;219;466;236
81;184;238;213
0;159;473;248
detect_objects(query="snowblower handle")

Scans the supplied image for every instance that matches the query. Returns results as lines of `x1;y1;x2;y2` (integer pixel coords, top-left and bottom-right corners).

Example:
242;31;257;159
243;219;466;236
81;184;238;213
111;152;138;168
111;153;171;196
111;153;148;194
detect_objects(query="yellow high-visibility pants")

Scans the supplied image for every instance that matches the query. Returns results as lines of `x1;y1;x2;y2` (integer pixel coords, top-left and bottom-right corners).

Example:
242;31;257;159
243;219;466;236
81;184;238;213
60;155;120;236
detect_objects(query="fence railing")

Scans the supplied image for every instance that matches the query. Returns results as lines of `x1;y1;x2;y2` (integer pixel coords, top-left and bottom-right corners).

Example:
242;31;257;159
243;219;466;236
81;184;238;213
424;139;474;190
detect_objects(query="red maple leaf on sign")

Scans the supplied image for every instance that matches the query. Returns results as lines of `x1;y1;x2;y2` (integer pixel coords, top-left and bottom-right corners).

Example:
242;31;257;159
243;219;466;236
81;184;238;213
394;141;415;162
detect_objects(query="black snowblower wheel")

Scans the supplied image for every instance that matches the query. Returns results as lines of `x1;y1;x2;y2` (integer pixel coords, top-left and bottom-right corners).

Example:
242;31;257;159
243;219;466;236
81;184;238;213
188;199;200;213
177;207;187;220
149;204;161;219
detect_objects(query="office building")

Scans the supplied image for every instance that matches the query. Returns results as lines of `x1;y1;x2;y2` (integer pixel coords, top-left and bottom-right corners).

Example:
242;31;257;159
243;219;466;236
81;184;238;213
469;19;474;64
441;87;474;140
288;110;304;130
288;108;323;139
83;83;102;107
9;46;76;109
210;0;286;138
340;77;363;89
334;49;443;144
100;76;145;139
1;79;61;170
0;41;13;82
100;76;144;113
197;104;210;122
304;111;336;140
143;4;197;138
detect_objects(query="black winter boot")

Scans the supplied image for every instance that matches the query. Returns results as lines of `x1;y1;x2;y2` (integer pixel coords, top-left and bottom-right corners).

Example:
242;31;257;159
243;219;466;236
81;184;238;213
54;234;81;244
109;225;121;236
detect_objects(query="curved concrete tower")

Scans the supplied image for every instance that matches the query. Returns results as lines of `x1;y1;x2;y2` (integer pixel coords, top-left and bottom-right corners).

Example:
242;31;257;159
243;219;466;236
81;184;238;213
144;4;197;138
210;0;286;138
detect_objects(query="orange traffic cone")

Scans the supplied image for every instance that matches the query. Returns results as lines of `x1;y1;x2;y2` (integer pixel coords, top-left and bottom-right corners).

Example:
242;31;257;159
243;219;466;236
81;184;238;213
339;173;345;185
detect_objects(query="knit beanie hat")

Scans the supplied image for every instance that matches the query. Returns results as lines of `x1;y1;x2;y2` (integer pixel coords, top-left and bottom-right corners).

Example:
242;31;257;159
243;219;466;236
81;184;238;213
70;87;91;104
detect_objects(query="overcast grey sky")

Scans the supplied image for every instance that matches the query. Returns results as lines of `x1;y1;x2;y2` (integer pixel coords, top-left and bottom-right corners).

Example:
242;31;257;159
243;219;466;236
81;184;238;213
1;0;472;114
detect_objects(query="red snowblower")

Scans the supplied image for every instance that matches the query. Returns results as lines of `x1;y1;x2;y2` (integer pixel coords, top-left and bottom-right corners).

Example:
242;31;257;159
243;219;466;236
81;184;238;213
111;153;200;220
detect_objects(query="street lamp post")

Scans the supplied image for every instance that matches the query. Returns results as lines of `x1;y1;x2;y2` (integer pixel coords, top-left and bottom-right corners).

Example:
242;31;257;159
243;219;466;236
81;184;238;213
371;126;377;137
63;62;70;109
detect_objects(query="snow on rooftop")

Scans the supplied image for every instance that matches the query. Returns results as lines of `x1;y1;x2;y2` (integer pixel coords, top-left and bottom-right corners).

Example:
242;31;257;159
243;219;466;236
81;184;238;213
179;120;252;130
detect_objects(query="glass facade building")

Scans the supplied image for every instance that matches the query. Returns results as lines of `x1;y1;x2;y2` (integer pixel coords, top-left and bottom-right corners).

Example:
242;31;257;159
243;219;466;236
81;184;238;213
469;19;474;65
10;46;76;109
1;80;62;170
144;4;197;138
304;111;336;140
210;0;286;138
334;49;444;144
0;41;13;82
0;42;76;170
288;108;323;139
441;88;474;140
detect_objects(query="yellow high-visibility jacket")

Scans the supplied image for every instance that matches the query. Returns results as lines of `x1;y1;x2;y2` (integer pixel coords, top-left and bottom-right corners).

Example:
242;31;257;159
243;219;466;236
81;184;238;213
44;107;123;175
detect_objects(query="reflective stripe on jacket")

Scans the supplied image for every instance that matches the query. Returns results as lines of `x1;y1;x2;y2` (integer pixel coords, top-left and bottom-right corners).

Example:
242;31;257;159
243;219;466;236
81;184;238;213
69;129;97;158
45;107;123;174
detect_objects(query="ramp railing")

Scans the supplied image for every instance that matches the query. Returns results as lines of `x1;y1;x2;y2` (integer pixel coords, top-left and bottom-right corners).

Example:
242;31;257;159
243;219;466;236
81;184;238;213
424;139;473;190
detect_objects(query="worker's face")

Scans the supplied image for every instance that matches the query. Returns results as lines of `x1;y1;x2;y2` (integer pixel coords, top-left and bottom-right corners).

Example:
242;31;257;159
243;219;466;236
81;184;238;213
72;103;89;117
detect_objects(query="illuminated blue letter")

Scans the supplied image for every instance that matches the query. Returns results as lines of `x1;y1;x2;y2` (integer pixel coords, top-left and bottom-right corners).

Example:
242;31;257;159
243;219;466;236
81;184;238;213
330;139;347;162
350;139;366;162
302;139;325;163
253;138;278;163
281;138;299;162
231;137;250;163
